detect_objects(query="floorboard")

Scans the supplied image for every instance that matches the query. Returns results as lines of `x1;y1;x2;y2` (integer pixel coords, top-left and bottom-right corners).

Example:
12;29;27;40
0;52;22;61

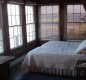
10;72;76;80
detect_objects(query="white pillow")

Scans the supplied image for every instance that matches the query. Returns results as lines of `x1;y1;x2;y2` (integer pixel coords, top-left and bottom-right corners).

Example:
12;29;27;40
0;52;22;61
75;40;86;54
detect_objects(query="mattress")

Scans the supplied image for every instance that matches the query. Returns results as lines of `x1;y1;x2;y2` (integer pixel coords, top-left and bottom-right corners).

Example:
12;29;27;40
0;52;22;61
22;41;86;74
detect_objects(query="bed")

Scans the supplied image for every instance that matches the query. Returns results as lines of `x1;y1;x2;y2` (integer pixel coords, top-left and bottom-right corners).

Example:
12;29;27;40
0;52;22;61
22;40;86;76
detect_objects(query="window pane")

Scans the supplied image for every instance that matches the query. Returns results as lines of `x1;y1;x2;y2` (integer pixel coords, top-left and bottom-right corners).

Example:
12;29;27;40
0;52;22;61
40;31;47;39
9;27;14;38
18;36;22;45
74;23;80;33
53;6;59;13
46;24;53;39
30;24;35;32
46;23;52;31
46;14;52;22
14;26;18;36
41;15;47;23
26;15;28;23
11;5;16;15
10;38;15;48
25;6;28;15
80;23;86;39
74;14;81;22
67;14;73;22
7;4;11;15
29;24;33;33
31;15;34;23
16;16;20;25
40;24;46;31
47;6;52;14
80;23;86;33
29;33;33;41
26;25;30;34
53;14;59;22
27;6;30;14
13;35;22;47
27;35;30;42
18;26;22;35
33;32;35;40
46;30;53;39
81;13;86;21
16;5;20;15
8;16;12;26
0;29;3;40
30;6;33;14
12;16;16;26
67;23;74;39
53;24;59;32
73;23;80;39
0;41;3;53
27;15;31;23
41;6;46;14
74;5;80;13
32;24;35;32
26;6;34;15
67;5;73;13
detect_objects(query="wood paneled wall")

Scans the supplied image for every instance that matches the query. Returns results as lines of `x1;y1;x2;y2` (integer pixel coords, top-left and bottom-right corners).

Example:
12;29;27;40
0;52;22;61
36;0;81;4
81;0;86;11
0;0;81;4
0;0;83;58
0;0;37;59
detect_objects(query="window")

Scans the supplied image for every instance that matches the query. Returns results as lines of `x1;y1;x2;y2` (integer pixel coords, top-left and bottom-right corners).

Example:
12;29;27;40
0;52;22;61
40;6;59;40
67;5;86;40
7;4;22;49
25;6;35;42
0;5;3;53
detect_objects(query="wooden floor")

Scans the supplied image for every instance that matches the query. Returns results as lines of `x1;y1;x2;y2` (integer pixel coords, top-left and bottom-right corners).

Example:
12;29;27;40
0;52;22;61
9;72;78;80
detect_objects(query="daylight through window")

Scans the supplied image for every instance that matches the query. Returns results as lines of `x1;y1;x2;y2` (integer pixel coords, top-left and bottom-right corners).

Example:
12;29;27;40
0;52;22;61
25;6;35;42
67;5;86;40
40;6;59;40
7;4;22;49
0;4;3;53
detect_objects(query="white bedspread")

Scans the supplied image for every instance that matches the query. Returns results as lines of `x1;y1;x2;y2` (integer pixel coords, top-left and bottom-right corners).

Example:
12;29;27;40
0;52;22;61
22;41;86;71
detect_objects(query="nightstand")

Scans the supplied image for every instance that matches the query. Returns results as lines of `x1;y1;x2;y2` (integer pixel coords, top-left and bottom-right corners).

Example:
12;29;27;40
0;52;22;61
0;56;14;80
75;60;86;80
